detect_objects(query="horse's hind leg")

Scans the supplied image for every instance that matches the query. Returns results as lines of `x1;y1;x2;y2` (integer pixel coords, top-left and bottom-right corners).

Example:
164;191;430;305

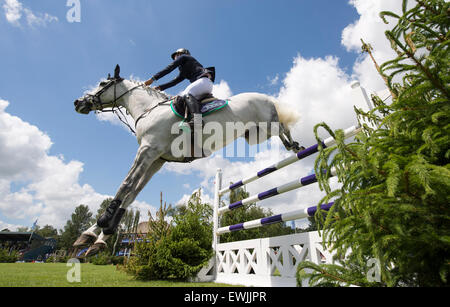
279;123;304;153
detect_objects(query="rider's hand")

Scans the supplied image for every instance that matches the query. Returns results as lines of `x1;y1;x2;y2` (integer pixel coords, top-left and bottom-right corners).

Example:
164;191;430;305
154;86;162;91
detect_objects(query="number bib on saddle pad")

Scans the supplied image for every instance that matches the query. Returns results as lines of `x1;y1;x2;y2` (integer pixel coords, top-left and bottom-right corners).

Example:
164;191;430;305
170;98;229;119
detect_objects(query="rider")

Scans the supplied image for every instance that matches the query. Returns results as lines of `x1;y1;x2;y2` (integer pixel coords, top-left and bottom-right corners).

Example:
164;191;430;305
144;49;215;127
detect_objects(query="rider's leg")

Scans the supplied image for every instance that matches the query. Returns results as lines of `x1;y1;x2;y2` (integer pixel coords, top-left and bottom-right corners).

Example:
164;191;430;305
181;77;213;126
184;94;203;127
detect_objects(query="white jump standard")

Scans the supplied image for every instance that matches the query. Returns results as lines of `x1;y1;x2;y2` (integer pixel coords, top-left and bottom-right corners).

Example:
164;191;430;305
204;124;360;287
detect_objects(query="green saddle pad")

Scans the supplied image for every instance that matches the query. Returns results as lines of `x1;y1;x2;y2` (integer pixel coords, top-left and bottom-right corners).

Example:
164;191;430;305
170;99;229;119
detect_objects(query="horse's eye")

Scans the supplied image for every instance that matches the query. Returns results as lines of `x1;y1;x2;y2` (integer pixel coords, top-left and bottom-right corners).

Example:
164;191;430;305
100;81;107;87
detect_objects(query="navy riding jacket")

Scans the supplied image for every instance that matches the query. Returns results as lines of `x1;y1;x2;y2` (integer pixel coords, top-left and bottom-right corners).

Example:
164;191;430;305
152;55;213;91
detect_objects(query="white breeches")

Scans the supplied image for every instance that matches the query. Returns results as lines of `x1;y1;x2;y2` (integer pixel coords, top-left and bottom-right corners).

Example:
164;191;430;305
182;77;213;99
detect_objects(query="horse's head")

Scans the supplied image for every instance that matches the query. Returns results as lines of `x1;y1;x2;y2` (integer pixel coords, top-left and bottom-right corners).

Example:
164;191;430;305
74;64;125;114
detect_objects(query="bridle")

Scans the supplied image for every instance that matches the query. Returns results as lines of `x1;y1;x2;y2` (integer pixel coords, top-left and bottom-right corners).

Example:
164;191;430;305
85;76;143;134
84;76;172;135
86;77;138;111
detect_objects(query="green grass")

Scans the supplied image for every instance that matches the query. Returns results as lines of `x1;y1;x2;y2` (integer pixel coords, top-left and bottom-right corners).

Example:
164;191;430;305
0;263;231;287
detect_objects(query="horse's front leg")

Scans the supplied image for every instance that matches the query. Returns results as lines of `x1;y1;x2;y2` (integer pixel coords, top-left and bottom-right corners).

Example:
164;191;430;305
96;145;159;228
73;145;163;253
84;157;165;257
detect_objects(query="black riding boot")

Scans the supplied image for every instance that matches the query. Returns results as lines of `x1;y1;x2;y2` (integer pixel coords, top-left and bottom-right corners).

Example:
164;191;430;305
97;199;122;228
184;94;204;128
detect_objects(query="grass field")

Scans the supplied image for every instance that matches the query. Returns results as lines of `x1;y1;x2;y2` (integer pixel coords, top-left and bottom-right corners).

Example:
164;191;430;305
0;263;231;287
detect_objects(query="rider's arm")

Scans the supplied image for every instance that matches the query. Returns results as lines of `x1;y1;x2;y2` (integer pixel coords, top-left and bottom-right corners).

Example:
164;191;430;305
145;56;185;88
152;56;185;81
157;74;185;91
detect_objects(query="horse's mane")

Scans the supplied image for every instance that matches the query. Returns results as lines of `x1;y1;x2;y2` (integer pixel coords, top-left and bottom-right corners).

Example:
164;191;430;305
127;79;171;101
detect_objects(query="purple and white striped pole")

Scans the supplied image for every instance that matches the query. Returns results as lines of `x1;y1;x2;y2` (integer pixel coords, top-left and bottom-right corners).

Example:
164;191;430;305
218;168;337;215
218;125;360;196
217;202;334;235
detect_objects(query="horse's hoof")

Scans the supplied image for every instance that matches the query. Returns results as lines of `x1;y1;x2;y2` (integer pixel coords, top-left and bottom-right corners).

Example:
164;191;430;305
292;142;305;153
85;240;107;257
73;232;97;247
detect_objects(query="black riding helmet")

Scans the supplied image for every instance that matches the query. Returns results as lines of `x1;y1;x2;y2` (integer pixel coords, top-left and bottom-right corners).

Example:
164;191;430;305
171;48;190;60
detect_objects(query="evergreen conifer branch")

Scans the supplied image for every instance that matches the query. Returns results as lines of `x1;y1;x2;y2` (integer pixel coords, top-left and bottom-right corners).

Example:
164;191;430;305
298;0;449;287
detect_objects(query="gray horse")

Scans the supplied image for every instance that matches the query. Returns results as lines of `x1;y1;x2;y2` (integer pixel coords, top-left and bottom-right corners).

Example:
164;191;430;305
73;65;302;256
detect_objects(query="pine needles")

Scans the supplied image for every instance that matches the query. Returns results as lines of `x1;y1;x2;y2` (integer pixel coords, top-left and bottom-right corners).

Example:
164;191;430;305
298;0;449;287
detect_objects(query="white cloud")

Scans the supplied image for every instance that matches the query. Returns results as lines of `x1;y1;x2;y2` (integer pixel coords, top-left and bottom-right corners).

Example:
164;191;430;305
24;8;58;27
3;0;22;25
342;0;416;91
277;55;368;146
267;74;279;86
0;219;23;232
2;0;58;27
0;99;155;229
95;110;136;135
212;80;233;99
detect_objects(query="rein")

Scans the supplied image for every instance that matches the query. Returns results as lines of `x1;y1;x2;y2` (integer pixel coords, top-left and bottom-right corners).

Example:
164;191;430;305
134;98;173;128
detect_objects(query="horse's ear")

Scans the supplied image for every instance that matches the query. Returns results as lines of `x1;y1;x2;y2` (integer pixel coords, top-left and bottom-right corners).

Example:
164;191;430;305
114;64;121;79
107;73;111;80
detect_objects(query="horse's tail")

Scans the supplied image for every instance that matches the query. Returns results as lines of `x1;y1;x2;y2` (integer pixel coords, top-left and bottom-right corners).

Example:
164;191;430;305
271;97;300;129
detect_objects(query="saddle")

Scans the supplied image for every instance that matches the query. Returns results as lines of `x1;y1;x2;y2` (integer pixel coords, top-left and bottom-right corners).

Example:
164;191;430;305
169;94;229;164
170;94;228;120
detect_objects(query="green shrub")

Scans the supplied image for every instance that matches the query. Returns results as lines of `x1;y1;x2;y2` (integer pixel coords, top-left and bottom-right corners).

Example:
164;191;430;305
90;253;112;265
0;248;18;263
111;256;125;265
126;190;213;281
45;256;55;263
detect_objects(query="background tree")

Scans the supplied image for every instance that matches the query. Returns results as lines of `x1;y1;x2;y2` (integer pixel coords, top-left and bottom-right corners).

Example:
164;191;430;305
16;227;30;232
95;198;113;220
298;0;449;287
147;192;172;241
59;205;94;251
220;185;293;243
36;225;58;239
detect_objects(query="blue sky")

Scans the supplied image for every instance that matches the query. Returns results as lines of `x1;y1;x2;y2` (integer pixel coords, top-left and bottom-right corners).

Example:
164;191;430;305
0;0;401;230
